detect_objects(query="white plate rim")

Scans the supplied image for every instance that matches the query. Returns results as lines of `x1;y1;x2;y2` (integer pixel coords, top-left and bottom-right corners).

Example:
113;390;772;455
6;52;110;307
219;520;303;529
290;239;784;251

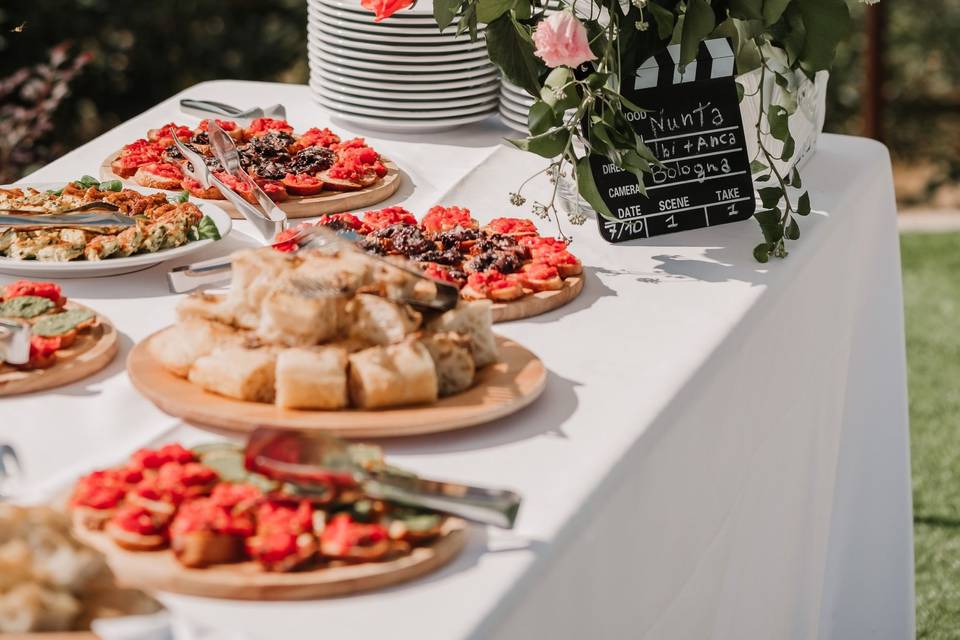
308;30;486;53
309;77;499;100
310;0;438;17
311;85;499;109
310;69;499;90
308;18;483;42
308;14;469;34
0;182;233;276
308;56;496;78
325;109;495;132
313;92;497;118
307;41;489;64
309;4;439;24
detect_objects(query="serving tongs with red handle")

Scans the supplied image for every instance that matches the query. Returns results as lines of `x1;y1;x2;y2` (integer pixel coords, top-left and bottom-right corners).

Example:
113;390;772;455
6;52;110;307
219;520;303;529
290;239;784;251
245;428;522;529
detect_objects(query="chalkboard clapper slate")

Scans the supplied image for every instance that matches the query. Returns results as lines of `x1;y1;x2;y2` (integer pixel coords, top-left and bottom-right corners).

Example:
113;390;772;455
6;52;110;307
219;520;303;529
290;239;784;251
589;38;756;243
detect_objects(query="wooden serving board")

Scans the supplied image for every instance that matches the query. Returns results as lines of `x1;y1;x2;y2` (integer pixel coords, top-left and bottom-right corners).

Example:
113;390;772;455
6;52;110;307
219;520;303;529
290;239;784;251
100;151;402;220
490;275;584;323
0;303;118;396
127;335;546;438
74;518;466;600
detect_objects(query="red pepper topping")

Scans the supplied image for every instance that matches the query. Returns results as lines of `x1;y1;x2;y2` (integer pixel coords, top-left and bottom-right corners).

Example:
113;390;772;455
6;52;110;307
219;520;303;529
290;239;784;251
3;280;63;304
362;206;416;231
299;127;341;148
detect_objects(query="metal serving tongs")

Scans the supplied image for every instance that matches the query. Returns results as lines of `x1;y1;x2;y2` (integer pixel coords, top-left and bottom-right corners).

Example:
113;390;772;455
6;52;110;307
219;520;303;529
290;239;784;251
245;428;522;529
0;443;23;501
0;320;30;366
0;201;133;232
179;99;286;124
172;124;286;241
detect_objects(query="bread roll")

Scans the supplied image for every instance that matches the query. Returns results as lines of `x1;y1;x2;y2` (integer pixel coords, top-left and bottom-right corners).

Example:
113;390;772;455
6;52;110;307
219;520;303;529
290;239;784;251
188;347;276;403
256;285;345;347
176;292;234;325
227;249;296;329
148;319;243;377
425;300;498;368
420;333;475;397
347;294;421;346
348;340;438;408
294;249;373;293
275;346;348;410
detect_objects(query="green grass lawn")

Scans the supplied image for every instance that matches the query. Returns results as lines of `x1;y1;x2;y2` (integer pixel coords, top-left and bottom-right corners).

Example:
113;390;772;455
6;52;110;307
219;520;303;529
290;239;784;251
902;232;960;638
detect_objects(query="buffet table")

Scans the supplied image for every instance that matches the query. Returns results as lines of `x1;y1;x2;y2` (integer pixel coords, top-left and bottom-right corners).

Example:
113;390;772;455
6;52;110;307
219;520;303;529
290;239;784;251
3;81;914;639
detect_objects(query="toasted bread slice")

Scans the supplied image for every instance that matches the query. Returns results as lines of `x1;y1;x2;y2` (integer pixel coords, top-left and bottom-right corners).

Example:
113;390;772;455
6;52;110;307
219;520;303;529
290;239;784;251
171;531;246;568
106;522;167;552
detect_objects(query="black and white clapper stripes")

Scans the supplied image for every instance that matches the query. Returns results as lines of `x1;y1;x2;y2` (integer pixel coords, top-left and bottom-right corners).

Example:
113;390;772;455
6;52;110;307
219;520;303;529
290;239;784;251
587;38;756;243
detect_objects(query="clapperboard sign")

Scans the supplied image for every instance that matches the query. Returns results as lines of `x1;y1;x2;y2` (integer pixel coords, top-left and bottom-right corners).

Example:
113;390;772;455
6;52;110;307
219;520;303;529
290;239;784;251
590;38;756;243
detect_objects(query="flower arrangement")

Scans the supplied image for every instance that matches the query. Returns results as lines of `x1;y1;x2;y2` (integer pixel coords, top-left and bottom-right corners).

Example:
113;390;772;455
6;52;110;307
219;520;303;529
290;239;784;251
365;0;879;261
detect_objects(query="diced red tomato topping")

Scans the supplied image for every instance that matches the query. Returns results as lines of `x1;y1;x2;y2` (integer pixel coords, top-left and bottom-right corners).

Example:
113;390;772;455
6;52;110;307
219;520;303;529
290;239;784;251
298;127;340;148
197;118;238;132
272;222;312;253
486;217;538;236
210;483;263;509
467;270;518;292
246;118;294;135
318;212;364;232
3;280;63;304
71;470;128;509
320;514;388;557
150;123;193;145
140;162;183;180
170;497;256;537
331;137;368;152
422;263;464;287
281;173;324;196
421;205;477;235
111;505;165;535
521;262;560;281
362;207;416;231
519;235;570;254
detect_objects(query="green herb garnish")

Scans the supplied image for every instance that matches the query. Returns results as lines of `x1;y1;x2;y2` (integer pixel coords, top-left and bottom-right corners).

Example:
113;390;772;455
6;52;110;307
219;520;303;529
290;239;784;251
195;215;221;241
176;190;190;203
75;175;100;188
98;179;122;192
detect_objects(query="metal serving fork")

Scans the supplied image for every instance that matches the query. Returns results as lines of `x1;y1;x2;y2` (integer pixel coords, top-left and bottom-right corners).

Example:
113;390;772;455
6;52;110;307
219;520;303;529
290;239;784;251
179;99;286;123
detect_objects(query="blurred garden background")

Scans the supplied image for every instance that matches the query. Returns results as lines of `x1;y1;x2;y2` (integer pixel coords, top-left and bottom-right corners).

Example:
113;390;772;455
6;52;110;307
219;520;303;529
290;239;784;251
2;1;959;636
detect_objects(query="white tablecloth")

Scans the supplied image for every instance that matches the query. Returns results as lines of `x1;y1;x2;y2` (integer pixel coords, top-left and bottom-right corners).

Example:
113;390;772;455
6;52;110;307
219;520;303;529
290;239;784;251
2;81;914;640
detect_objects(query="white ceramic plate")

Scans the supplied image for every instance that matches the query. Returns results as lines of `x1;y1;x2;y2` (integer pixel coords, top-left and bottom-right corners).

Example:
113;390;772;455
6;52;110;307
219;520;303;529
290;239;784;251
308;30;486;54
309;4;439;24
310;76;499;100
308;40;489;64
308;56;495;79
499;112;528;133
0;183;233;278
313;91;498;118
323;108;495;133
499;97;531;120
308;18;482;43
501;84;535;101
500;93;535;113
311;84;498;110
310;68;499;91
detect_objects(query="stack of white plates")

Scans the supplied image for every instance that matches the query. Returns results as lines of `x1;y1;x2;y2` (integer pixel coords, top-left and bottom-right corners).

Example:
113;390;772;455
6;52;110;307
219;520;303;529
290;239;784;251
499;80;535;134
307;0;500;132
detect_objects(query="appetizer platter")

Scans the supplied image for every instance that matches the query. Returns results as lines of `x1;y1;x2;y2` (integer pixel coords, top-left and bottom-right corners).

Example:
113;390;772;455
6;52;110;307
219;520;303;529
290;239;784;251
100;118;401;219
274;205;585;322
129;245;546;437
0;178;231;278
0;503;160;635
69;443;467;600
0;281;118;396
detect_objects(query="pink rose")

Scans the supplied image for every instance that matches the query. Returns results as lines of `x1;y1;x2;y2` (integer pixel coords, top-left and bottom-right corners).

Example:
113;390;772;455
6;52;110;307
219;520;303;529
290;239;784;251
361;0;415;22
532;11;597;69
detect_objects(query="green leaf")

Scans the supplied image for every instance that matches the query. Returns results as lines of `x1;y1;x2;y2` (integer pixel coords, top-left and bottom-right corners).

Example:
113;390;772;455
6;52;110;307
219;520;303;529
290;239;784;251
528;101;557;135
176;189;190;203
795;0;851;74
780;134;795;161
796;190;811;215
433;0;459;30
736;81;744;102
762;0;792;25
789;166;802;188
750;159;769;173
508;127;570;158
758;186;783;208
98;180;122;192
485;14;542;96
575;155;616;221
75;175;99;188
647;1;676;40
780;5;807;65
786;217;800;240
729;0;762;20
679;0;715;68
477;0;513;24
756;173;771;182
196;215;221;241
753;242;771;263
767;105;789;141
754;207;783;243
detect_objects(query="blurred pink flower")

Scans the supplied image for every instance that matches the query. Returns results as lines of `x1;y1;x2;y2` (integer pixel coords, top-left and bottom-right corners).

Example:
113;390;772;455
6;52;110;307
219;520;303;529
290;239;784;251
532;11;596;69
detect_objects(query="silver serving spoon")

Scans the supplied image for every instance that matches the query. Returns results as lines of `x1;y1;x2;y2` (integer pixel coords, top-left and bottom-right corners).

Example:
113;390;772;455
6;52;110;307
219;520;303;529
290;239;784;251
0;209;135;232
0;201;121;215
245;428;522;529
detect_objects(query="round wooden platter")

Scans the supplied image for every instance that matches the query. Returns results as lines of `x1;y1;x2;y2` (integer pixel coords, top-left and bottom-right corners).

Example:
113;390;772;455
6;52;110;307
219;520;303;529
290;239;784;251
128;335;545;438
100;151;402;220
73;518;467;600
490;274;584;323
0;303;119;396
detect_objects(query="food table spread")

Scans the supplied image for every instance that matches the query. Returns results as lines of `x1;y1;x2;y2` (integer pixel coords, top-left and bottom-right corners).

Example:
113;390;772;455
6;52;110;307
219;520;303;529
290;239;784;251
1;81;913;639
